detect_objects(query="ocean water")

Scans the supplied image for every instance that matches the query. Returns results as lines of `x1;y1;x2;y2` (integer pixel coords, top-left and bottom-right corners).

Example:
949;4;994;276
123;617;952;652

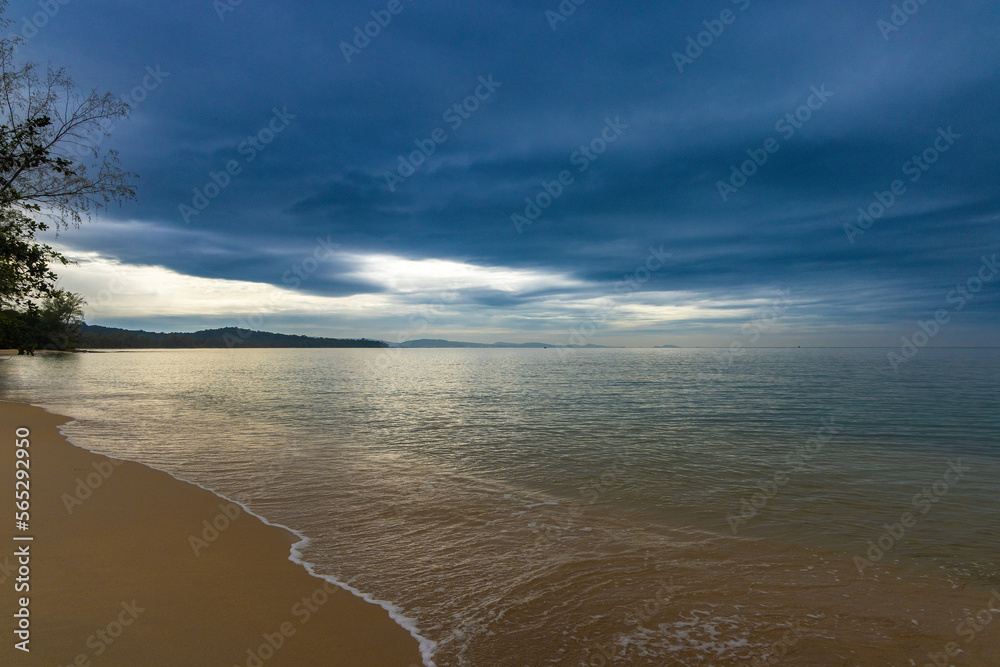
1;347;998;665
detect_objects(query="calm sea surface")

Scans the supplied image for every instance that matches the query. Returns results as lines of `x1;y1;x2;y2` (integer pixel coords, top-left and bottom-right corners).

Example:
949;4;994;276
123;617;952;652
1;348;998;665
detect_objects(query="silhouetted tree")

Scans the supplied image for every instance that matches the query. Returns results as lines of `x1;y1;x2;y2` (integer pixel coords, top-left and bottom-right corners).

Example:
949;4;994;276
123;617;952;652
0;1;134;335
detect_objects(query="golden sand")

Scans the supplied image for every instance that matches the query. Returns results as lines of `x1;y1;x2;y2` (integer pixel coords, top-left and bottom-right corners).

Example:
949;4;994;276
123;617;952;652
0;401;424;666
3;398;998;666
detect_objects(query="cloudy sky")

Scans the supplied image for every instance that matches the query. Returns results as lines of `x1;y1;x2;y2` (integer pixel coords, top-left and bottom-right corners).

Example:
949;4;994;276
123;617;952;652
13;0;1000;346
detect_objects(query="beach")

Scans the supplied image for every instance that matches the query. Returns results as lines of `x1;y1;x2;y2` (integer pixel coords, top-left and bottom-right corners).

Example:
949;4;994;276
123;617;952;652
1;348;998;665
2;0;997;662
0;401;424;666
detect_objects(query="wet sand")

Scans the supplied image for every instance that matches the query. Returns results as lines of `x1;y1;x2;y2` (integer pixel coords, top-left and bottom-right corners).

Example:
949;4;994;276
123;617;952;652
560;536;1000;666
0;401;424;666
2;398;998;666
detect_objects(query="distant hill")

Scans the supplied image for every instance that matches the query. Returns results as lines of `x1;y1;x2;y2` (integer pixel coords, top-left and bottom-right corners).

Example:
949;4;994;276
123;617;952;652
392;339;618;348
76;327;621;350
78;324;387;349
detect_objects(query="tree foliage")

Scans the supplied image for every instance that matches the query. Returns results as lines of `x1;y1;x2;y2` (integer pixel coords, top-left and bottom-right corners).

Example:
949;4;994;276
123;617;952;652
0;207;67;307
0;289;85;353
0;22;135;224
0;1;136;319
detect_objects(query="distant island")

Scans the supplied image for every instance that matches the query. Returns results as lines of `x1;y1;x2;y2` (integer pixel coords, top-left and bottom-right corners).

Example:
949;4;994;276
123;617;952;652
654;345;681;348
73;327;629;350
389;339;620;349
78;324;387;349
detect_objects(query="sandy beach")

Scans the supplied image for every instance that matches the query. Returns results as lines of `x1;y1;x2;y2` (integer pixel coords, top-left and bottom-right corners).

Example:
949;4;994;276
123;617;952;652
0;401;424;666
2;351;999;665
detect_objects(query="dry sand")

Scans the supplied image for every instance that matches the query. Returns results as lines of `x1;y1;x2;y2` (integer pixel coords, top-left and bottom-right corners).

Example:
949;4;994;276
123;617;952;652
0;401;425;666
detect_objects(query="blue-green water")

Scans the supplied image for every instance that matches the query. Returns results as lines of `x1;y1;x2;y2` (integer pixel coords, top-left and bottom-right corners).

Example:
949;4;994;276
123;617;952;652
1;348;997;665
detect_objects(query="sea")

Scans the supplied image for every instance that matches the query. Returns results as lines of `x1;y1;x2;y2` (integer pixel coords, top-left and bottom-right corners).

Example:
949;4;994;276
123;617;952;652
1;347;998;666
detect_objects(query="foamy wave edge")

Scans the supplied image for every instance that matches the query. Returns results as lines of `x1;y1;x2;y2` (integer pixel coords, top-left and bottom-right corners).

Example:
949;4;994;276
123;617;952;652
31;404;440;667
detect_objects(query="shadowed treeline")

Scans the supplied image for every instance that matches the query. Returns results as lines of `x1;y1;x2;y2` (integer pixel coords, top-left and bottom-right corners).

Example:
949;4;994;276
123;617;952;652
75;323;388;349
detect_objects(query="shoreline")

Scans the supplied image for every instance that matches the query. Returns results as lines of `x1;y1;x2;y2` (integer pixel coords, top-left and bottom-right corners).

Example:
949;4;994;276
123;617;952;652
3;394;998;664
0;400;429;666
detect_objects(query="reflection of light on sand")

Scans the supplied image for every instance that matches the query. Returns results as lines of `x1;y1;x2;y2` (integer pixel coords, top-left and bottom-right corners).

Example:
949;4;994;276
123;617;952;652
249;436;1000;665
302;475;1000;666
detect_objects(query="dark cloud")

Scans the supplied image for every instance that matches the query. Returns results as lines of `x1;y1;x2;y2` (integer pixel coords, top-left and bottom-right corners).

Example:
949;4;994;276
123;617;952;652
13;0;1000;343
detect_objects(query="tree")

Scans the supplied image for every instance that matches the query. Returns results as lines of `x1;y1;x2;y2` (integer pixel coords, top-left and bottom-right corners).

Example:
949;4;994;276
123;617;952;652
0;18;136;223
0;207;68;307
0;290;85;353
0;1;135;314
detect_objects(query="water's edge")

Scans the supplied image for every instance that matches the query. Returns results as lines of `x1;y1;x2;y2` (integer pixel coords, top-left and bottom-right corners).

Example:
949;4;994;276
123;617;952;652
17;400;439;667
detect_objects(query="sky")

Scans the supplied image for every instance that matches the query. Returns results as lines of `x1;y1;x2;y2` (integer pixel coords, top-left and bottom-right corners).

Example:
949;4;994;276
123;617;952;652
10;0;1000;346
